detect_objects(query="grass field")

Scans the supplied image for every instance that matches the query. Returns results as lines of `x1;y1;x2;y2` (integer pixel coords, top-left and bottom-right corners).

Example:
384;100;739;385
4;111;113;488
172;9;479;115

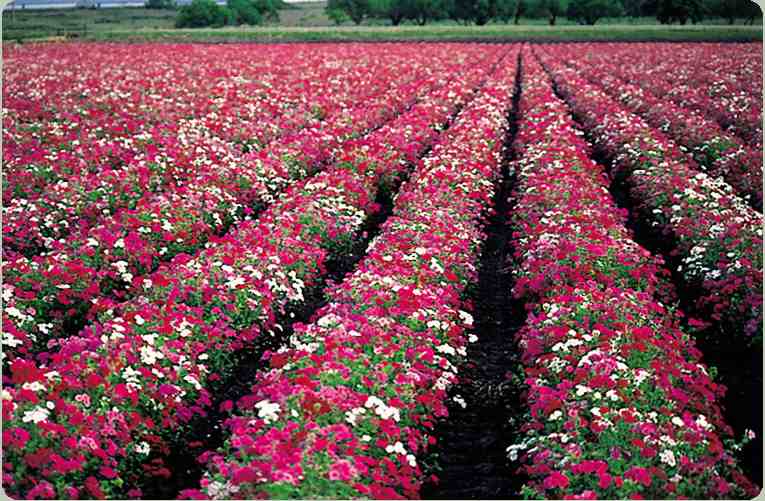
2;2;763;42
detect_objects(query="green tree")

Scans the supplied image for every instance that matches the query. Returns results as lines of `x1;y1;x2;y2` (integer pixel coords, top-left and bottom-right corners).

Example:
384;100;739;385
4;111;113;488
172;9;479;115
566;0;622;23
369;0;411;24
326;0;370;24
145;0;176;9
656;0;703;23
176;0;230;27
326;6;349;23
545;0;560;24
494;0;515;22
228;0;262;24
708;0;761;24
513;0;525;23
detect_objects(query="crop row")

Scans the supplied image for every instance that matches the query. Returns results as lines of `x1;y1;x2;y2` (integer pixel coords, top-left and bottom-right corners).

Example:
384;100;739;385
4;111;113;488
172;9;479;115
1;45;510;499
3;45;466;258
1;46;498;369
503;49;757;500
177;48;519;501
536;47;763;347
576;43;762;147
2;44;456;202
553;45;762;211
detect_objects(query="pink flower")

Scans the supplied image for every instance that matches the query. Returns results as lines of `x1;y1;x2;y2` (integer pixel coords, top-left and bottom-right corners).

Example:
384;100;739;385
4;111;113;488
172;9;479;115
543;471;570;490
328;460;356;482
625;466;652;487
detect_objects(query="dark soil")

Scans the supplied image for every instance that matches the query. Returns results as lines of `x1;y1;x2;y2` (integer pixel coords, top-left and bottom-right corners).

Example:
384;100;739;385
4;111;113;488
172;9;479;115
542;55;763;488
421;51;528;500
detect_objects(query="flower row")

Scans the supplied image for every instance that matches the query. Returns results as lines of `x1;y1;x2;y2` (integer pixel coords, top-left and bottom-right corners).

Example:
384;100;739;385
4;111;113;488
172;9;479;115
178;50;519;500
3;44;468;258
573;43;762;147
553;44;762;211
2;43;455;202
1;46;498;369
0;47;507;500
536;48;764;346
504;51;757;500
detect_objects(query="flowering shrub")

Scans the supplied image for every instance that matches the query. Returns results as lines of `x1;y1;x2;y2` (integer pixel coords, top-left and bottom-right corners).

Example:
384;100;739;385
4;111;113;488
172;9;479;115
2;44;499;367
552;44;762;211
570;43;763;147
1;45;506;499
537;48;763;346
180;49;519;500
503;51;758;499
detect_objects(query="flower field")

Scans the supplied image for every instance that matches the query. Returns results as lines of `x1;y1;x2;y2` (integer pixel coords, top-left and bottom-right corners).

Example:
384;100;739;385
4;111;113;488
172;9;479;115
2;42;762;500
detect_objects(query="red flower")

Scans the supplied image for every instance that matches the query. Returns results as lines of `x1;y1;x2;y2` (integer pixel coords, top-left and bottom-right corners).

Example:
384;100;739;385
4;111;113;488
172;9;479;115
543;471;570;490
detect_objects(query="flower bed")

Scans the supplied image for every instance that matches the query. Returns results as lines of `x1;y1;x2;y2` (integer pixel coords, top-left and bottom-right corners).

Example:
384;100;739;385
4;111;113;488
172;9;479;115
179;49;519;501
536;48;763;347
0;47;505;499
503;51;758;499
571;42;763;147
551;44;762;211
1;46;500;368
2;43;462;258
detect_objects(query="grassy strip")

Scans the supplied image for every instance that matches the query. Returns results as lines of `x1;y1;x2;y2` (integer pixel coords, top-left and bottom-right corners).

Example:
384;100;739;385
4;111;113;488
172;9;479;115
3;21;762;42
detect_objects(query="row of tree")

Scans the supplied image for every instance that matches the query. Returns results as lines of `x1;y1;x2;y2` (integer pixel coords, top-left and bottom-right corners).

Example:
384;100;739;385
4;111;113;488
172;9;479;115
326;0;761;25
169;0;280;26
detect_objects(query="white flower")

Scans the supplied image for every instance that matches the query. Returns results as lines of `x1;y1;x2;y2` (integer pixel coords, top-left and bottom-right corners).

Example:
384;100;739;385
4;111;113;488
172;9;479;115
468;334;478;343
254;400;280;424
135;315;145;325
21;381;45;393
453;394;467;409
114;238;125;249
22;406;50;423
140;345;164;365
385;441;407;455
345;407;366;426
458;310;474;326
671;416;685;427
659;449;676;467
548;410;563;421
45;401;55;410
134;441;151;455
436;344;456;356
746;429;756;440
696;414;712;430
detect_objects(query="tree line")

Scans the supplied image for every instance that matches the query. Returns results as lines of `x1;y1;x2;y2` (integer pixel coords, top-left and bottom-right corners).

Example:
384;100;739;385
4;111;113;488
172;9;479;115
326;0;761;25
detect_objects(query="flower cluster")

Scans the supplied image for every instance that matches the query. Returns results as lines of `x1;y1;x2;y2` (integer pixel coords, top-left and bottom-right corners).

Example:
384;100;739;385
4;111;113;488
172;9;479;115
503;50;758;500
181;48;519;500
2;43;494;367
552;43;762;211
1;44;508;499
537;47;763;346
570;42;762;147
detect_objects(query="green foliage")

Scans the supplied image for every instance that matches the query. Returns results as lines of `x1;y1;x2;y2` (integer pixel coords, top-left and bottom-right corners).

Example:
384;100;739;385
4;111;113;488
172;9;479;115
656;0;704;23
566;0;622;23
326;6;349;23
228;0;262;23
326;0;369;23
227;0;278;24
145;0;176;9
175;0;230;27
369;0;411;24
707;0;761;23
544;0;561;23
